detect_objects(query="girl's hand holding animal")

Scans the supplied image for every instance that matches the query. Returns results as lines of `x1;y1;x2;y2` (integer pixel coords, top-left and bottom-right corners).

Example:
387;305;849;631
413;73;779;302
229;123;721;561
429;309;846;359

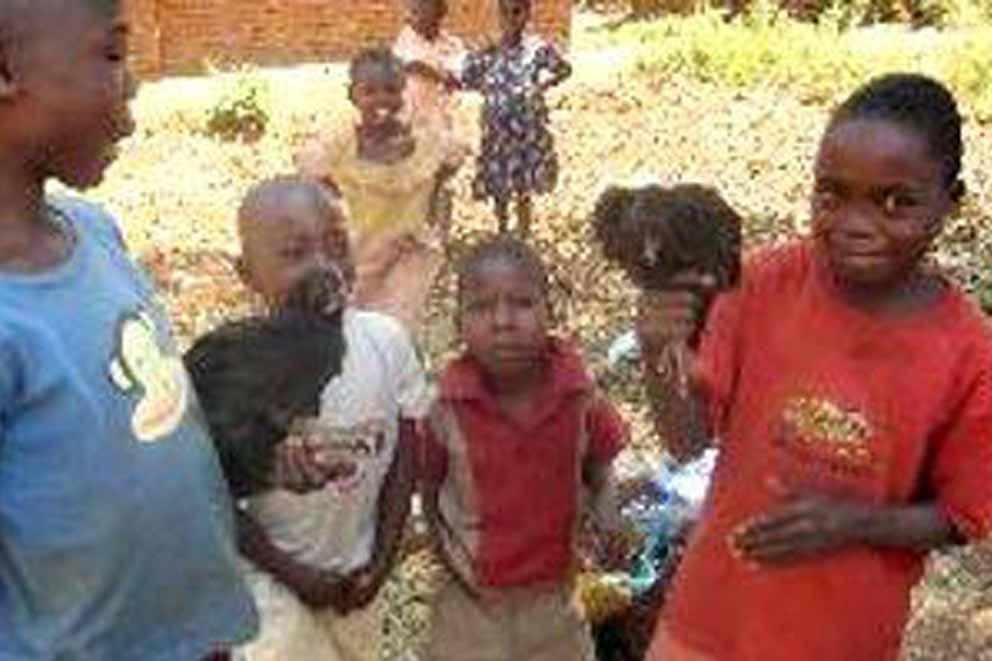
635;272;718;359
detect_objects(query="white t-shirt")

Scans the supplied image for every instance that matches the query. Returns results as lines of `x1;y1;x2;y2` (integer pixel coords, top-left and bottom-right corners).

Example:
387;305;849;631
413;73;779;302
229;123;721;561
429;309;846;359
248;310;432;572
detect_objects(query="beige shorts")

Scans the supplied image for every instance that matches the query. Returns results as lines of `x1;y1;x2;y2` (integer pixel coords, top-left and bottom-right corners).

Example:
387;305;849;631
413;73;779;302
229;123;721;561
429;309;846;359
234;570;382;661
425;580;596;661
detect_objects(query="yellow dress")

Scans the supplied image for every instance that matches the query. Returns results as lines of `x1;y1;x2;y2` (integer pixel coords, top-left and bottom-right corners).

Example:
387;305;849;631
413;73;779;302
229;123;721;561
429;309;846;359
297;121;461;332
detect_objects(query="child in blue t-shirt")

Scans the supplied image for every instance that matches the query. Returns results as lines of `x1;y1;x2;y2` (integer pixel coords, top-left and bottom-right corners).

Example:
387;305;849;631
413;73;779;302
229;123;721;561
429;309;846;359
0;2;257;659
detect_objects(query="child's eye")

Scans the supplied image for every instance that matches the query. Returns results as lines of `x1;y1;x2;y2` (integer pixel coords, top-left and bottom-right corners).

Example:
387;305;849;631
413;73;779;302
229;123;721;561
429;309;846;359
512;295;536;310
881;191;926;217
463;298;493;314
279;246;307;261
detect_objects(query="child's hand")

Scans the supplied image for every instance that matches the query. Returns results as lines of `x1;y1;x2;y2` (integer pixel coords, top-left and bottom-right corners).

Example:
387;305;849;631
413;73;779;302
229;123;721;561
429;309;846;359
596;526;642;572
337;562;390;613
635;272;718;357
271;435;333;493
443;72;462;92
293;570;349;611
730;479;872;565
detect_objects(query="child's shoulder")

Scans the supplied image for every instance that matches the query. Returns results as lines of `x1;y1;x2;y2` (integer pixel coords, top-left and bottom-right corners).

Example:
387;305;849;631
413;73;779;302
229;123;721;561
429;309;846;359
348;307;407;334
49;195;126;250
346;308;418;353
736;240;812;297
933;282;992;349
527;33;556;48
469;42;502;61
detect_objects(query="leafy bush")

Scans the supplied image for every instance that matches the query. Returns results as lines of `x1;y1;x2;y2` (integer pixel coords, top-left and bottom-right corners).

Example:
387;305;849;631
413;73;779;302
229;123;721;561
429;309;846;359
581;0;992;25
204;69;270;143
599;2;992;121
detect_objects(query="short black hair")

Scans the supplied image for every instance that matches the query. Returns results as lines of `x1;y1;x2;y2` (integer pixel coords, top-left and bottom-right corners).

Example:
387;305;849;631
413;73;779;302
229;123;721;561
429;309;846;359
592;183;742;292
410;0;448;14
0;0;122;75
829;73;964;196
185;285;346;498
456;234;549;303
84;0;120;15
349;47;406;86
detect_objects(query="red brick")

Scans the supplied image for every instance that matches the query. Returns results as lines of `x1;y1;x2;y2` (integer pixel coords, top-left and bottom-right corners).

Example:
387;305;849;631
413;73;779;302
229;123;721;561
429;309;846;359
130;0;572;78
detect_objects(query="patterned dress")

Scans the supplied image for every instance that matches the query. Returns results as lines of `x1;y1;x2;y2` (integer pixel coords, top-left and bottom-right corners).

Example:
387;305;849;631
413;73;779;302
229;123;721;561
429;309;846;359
462;35;569;205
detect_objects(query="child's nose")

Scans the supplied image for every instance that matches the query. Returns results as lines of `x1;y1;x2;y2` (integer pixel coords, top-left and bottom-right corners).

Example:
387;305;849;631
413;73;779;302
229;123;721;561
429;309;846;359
492;301;515;328
834;203;879;238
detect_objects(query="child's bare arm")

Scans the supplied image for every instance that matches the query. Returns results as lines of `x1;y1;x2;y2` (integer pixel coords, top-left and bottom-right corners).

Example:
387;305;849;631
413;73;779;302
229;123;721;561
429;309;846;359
405;60;460;90
537;46;572;91
583;458;637;570
235;508;347;610
636;279;719;462
295;137;342;196
584;459;625;534
419;434;482;599
541;59;572;90
340;418;416;611
374;418;417;573
732;483;958;565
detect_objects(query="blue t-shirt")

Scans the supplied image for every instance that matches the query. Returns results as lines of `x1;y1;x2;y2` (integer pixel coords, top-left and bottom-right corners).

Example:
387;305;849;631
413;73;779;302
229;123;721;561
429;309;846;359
0;198;258;660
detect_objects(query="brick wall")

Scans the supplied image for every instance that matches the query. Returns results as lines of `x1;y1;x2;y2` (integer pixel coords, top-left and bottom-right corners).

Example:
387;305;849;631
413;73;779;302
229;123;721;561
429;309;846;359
129;0;573;78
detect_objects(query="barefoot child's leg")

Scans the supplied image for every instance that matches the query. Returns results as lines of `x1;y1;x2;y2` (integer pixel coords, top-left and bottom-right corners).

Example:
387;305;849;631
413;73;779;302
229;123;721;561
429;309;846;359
495;197;510;234
516;193;533;238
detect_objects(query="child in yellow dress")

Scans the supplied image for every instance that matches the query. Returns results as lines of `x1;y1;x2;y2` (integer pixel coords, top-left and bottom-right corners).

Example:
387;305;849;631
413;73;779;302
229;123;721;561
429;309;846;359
297;48;463;334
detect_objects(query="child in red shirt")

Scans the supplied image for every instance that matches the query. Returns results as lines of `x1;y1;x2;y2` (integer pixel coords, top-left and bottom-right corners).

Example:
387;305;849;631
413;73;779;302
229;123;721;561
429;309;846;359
641;73;992;661
419;236;629;660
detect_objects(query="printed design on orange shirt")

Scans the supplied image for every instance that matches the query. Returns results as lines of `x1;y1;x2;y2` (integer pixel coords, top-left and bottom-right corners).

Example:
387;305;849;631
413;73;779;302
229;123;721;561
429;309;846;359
108;310;189;443
293;417;388;496
778;395;874;470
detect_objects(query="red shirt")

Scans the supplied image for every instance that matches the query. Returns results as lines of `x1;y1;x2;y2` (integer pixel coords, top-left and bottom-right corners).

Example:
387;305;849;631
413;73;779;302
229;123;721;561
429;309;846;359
421;338;627;589
662;241;992;661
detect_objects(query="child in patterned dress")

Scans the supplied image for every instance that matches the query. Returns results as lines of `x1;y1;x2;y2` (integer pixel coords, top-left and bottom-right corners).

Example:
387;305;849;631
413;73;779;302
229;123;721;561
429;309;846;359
461;0;572;236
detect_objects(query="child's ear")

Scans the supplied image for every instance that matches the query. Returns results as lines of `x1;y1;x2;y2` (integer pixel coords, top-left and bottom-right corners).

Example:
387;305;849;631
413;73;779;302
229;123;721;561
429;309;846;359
234;256;253;288
927;179;965;239
949;179;966;210
923;214;945;245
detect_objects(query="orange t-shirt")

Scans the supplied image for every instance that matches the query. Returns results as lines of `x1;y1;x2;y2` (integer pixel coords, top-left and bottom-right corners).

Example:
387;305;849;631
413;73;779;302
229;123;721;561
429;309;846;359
659;241;992;661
